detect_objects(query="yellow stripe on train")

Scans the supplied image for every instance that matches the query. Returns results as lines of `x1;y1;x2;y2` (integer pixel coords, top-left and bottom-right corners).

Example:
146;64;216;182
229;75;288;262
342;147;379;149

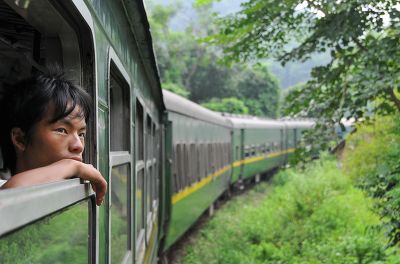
171;165;231;204
171;148;295;204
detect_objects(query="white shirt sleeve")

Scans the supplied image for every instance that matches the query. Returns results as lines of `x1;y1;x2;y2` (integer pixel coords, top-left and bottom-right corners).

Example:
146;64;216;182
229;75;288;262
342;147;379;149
0;179;6;188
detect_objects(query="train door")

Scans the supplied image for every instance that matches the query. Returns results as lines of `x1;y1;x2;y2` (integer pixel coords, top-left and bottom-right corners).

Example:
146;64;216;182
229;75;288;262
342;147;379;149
0;0;96;263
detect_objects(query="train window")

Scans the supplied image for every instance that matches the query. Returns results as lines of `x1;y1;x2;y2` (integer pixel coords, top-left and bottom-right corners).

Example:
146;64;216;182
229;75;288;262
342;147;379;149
220;144;223;166
198;145;203;180
196;146;201;181
0;199;89;263
190;144;196;184
135;100;145;252
199;144;205;179
152;124;158;211
244;146;250;158
217;144;222;169
0;0;97;262
136;101;144;160
110;65;130;151
225;143;230;165
207;144;212;173
172;145;178;192
236;146;240;160
135;169;144;250
202;144;207;178
222;144;226;165
145;115;152;235
220;144;224;168
176;144;183;191
147;166;152;227
184;144;190;187
109;61;131;263
210;144;215;173
110;164;130;263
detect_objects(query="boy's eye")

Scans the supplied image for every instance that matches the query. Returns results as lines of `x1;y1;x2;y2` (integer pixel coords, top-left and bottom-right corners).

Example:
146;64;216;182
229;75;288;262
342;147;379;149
55;128;67;134
79;132;86;138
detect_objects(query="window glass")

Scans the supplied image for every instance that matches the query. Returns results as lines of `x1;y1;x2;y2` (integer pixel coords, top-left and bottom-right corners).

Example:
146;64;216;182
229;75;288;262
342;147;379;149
0;200;89;264
176;144;183;191
111;164;130;263
146;166;152;216
196;146;201;181
146;116;152;160
109;62;131;262
208;144;212;172
110;65;130;151
135;100;145;243
136;169;144;237
136;101;144;160
190;144;196;183
172;145;179;192
184;145;189;187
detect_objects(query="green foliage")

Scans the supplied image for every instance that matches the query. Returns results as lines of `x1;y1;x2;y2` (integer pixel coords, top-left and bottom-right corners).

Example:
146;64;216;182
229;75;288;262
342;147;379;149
211;0;400;150
147;2;281;117
182;156;398;263
201;97;248;114
236;64;281;117
343;115;400;246
162;83;190;98
0;202;88;264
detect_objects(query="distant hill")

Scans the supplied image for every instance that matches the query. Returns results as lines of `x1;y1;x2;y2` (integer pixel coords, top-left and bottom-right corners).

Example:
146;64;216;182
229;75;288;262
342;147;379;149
147;0;331;89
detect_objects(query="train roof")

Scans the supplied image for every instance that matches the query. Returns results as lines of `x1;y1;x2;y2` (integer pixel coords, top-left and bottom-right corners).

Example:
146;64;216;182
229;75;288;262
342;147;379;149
283;119;315;129
122;0;165;110
226;116;285;129
163;90;232;127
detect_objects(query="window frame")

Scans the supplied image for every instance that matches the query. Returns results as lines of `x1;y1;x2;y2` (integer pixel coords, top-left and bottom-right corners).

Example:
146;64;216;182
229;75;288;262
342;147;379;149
107;48;133;264
0;0;97;262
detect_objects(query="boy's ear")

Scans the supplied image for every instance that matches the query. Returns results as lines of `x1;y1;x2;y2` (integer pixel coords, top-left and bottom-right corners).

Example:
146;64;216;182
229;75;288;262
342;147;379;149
10;128;26;152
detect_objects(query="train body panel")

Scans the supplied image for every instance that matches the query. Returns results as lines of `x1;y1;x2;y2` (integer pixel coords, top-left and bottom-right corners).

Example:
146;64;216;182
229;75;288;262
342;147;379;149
228;117;287;181
162;90;232;251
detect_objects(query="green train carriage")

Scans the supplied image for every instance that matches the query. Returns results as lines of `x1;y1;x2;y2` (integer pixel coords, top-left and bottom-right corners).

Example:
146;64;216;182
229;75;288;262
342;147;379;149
160;90;232;252
226;116;286;184
283;120;315;160
0;0;164;263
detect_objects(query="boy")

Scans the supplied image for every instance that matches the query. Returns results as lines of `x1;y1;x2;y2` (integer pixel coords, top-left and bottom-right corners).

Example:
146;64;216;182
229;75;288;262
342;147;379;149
0;68;107;206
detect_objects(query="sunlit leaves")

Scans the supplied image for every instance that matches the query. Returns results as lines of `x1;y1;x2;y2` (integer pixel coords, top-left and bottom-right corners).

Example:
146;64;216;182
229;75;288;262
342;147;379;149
211;0;400;125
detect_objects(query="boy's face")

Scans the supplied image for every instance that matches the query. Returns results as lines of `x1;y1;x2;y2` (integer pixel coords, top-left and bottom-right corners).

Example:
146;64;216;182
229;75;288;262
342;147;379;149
20;105;87;170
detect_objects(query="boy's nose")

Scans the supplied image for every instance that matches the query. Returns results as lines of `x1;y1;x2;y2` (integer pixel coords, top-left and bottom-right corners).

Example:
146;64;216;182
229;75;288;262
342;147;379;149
69;133;84;153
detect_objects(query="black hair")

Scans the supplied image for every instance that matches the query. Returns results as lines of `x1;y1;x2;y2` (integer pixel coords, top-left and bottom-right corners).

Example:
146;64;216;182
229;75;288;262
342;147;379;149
0;67;92;173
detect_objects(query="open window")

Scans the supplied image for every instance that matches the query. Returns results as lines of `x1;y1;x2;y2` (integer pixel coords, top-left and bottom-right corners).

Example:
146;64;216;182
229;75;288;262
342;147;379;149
0;0;95;173
0;0;96;262
109;61;131;263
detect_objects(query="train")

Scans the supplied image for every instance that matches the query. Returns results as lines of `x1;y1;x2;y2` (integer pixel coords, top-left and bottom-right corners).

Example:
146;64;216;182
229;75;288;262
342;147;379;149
0;0;313;263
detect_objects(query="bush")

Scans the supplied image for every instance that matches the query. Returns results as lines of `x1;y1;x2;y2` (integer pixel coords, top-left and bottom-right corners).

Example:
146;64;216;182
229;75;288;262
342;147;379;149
343;115;400;245
182;156;398;263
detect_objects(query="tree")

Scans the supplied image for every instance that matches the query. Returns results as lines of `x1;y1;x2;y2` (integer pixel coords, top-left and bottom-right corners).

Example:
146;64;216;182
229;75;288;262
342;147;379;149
201;97;249;114
148;1;281;117
206;0;400;123
236;64;280;117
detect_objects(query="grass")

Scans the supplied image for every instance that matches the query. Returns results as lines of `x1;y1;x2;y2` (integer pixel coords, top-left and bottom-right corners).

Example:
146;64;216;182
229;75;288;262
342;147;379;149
181;155;399;263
